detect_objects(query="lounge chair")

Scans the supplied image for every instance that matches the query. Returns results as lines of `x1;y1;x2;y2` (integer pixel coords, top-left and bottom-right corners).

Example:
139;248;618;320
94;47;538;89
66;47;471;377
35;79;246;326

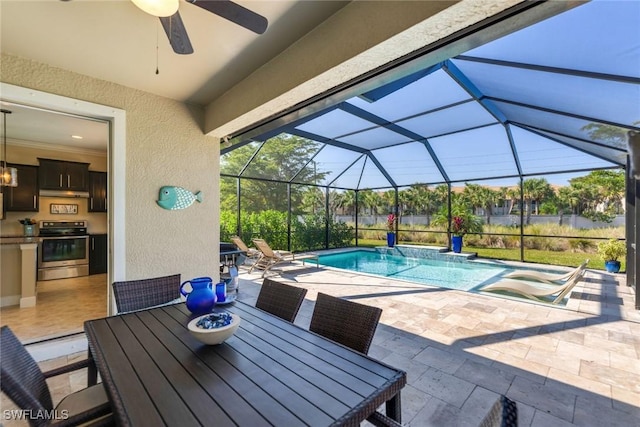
250;238;319;277
480;269;585;304
230;235;261;263
502;259;589;284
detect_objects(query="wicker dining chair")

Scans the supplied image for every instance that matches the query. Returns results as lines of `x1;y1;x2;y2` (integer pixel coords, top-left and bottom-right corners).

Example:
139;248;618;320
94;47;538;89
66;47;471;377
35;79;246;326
255;278;308;323
309;292;382;355
0;326;113;427
112;273;181;313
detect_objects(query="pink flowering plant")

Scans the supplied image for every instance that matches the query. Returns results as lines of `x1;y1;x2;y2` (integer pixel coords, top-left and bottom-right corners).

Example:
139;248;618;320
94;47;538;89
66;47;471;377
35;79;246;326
451;216;467;236
387;213;397;231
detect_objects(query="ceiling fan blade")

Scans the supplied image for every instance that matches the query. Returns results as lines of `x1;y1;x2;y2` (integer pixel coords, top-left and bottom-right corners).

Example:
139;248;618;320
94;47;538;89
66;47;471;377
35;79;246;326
187;0;268;35
159;12;194;55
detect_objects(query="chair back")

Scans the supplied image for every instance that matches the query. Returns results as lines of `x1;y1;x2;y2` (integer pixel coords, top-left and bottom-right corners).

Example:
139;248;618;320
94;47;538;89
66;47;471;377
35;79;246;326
552;269;586;304
252;239;277;258
112;274;181;313
230;236;250;252
309;292;382;354
256;278;308;322
0;326;53;422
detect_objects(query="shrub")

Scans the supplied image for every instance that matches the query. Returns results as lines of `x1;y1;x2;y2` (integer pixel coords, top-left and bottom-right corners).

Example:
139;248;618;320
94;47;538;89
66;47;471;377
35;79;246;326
597;239;626;261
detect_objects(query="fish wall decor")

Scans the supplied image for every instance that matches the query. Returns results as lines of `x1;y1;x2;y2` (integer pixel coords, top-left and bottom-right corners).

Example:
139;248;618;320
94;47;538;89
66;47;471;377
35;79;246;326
157;186;202;210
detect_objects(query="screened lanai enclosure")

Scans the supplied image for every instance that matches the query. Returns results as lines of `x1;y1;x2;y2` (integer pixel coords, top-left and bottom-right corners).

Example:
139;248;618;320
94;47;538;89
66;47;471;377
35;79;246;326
220;1;638;303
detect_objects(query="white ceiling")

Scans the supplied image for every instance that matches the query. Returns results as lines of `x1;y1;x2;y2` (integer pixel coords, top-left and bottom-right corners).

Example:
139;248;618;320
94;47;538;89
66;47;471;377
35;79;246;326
0;0;349;151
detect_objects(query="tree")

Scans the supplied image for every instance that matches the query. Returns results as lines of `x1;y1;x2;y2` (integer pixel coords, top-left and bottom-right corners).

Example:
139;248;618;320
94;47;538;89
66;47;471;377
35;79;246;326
299;186;325;214
567;170;625;222
461;183;498;225
332;190;356;217
522;178;555;224
220;135;323;212
581;123;629;149
406;185;438;224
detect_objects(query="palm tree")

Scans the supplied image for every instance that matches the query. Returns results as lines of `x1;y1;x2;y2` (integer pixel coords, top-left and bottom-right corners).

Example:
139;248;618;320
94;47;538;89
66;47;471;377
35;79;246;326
522;178;554;224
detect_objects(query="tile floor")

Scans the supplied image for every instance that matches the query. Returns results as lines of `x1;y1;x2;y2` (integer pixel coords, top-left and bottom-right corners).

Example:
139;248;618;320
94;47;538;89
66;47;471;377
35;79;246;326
1;262;638;426
0;274;108;342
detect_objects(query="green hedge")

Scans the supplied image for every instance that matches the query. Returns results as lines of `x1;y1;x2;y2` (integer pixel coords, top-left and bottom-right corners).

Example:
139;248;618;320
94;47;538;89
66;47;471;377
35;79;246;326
221;210;354;252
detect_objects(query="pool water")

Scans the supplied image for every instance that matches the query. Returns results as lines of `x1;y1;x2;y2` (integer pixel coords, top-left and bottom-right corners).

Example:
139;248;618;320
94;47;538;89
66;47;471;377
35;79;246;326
318;250;508;291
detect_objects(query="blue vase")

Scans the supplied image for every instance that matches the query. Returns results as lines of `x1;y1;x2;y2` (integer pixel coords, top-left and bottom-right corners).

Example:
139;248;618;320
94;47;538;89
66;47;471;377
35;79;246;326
386;232;395;248
604;260;621;273
180;277;216;314
452;236;463;253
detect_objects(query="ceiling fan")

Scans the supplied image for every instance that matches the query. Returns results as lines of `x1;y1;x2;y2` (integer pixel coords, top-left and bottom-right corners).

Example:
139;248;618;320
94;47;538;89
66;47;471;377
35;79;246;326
131;0;268;54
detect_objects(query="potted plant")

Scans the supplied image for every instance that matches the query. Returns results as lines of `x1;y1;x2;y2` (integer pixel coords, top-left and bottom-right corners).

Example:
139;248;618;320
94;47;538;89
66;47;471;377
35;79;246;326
451;216;467;253
18;218;37;237
597;239;626;273
386;213;397;247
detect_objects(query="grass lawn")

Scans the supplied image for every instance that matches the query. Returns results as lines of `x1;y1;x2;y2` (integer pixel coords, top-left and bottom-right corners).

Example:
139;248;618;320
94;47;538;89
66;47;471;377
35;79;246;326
355;239;624;272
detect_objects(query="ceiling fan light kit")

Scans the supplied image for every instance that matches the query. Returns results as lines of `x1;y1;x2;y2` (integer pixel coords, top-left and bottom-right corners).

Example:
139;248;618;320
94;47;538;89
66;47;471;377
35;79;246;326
129;0;268;55
131;0;179;17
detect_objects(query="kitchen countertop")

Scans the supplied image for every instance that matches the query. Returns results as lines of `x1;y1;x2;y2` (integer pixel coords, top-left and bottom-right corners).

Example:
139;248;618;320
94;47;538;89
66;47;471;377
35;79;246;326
0;236;42;245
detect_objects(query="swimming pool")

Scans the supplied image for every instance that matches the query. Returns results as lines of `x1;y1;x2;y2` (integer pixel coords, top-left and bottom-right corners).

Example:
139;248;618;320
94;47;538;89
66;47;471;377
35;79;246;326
318;250;508;291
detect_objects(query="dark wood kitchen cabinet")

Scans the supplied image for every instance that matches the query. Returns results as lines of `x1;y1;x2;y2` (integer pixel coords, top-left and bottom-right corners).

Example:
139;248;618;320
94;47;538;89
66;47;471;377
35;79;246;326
3;163;39;212
88;171;107;212
89;234;108;275
38;158;89;191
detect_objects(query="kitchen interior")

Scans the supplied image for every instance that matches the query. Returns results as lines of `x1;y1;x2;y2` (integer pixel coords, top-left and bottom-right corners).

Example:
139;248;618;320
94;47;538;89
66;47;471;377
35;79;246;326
0;102;109;342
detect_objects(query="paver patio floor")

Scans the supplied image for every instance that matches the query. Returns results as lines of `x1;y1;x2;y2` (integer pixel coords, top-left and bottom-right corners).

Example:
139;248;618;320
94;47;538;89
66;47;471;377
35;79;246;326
239;260;639;426
1;260;638;426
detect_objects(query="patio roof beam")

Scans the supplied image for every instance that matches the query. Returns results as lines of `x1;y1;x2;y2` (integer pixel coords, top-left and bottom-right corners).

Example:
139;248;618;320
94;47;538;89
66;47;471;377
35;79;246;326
511;123;625;166
505;123;524;177
337;102;450;183
487;96;640;132
237;140;267;177
367;152;397;189
442;59;523;177
289;129;369;154
221;137;257;155
289;144;328;184
327;153;367;188
442;60;507;123
510;121;629;154
221;172;356;192
455;55;640;85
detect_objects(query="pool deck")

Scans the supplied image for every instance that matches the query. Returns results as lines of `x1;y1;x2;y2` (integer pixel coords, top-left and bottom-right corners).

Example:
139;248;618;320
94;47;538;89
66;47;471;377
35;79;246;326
2;256;636;426
238;257;639;426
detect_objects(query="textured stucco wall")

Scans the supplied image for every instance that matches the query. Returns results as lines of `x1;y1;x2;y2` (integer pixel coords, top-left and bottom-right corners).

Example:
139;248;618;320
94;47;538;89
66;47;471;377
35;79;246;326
1;54;220;281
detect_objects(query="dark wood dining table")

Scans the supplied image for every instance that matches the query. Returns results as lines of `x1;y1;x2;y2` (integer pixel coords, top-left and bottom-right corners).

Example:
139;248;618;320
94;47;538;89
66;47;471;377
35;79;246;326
84;300;406;426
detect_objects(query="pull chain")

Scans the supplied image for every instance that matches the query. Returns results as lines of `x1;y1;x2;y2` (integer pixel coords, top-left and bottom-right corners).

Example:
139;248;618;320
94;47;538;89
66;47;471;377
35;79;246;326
156;20;160;75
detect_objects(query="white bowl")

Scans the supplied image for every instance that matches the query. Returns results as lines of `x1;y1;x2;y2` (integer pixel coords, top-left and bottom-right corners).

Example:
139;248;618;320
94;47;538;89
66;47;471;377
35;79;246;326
187;312;241;345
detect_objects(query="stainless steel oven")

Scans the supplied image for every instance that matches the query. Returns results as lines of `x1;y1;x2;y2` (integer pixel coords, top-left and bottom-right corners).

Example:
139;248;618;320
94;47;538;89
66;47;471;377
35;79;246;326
38;220;89;280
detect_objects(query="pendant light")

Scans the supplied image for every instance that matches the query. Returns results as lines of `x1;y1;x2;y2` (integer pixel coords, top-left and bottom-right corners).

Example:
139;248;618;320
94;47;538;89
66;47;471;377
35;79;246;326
1;109;18;188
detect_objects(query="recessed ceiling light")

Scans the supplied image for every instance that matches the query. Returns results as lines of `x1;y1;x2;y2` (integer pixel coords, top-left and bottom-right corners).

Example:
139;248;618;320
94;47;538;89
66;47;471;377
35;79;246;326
71;135;83;139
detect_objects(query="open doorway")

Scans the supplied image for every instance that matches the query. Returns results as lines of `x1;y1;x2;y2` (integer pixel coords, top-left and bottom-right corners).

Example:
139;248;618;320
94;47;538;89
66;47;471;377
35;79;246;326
0;83;126;342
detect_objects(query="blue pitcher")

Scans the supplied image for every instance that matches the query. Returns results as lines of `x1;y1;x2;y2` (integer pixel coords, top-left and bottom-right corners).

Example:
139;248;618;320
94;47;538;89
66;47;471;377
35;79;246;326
180;277;216;314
